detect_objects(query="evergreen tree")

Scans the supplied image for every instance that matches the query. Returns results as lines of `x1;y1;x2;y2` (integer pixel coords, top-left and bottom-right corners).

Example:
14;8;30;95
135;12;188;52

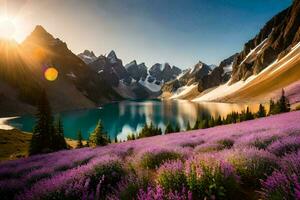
114;136;118;143
175;123;180;132
208;116;215;127
245;107;254;120
186;121;191;131
215;116;222;126
269;99;276;115
127;133;136;141
53;116;67;151
165;123;174;134
278;89;290;113
193;118;201;130
89;120;110;147
30;90;55;155
76;130;84;148
257;104;266;118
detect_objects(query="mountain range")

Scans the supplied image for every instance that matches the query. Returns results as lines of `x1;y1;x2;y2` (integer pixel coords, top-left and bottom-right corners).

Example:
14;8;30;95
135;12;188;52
0;0;300;116
165;0;300;107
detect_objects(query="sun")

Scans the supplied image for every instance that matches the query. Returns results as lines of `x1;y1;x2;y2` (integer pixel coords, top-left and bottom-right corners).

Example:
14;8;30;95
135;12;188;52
0;17;16;39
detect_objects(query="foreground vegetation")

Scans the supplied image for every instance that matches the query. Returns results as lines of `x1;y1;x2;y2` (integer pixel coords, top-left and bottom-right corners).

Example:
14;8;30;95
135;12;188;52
1;111;300;199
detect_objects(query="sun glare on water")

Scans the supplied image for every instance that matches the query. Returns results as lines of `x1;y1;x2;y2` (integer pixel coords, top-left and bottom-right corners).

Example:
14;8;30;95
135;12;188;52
44;67;59;81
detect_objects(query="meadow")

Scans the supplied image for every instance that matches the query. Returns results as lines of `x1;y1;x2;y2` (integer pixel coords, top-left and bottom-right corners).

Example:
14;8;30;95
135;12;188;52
1;111;300;200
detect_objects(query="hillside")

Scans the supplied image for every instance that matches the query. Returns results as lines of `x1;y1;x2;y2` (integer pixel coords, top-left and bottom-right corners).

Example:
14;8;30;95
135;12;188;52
168;0;300;104
1;111;300;199
0;26;122;117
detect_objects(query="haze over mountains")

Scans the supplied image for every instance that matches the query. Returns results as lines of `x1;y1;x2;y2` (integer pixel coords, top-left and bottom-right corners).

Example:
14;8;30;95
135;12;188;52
0;0;300;116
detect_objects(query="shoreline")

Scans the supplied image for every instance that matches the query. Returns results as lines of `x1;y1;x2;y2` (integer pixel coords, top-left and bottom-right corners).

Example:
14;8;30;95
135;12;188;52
0;117;18;130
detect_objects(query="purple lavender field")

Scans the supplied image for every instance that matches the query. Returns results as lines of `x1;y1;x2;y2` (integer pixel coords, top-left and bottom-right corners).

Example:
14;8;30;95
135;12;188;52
1;111;300;200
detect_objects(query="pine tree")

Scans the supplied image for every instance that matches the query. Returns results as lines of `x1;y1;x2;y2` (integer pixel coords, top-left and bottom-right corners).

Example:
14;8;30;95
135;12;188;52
53;116;67;150
257;104;266;118
193;118;201;130
186;121;191;131
76;130;83;148
175;123;180;132
89;120;110;147
215;116;222;126
30;90;55;155
245;107;254;120
269;99;276;115
208;116;215;127
165;123;174;134
278;89;290;113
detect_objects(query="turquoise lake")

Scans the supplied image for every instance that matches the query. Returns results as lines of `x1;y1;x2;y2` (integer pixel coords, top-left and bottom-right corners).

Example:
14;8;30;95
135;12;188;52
7;100;262;141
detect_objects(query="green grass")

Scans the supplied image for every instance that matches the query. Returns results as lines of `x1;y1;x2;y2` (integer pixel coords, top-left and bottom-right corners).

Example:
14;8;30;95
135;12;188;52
0;129;31;161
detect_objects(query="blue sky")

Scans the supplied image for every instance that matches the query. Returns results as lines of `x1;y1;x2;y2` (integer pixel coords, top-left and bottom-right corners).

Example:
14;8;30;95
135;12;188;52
2;0;292;68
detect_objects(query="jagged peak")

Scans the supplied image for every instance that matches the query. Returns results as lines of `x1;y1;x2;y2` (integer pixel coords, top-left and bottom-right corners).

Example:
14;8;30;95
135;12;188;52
82;50;96;57
30;25;53;39
107;50;117;58
125;60;137;68
138;62;146;67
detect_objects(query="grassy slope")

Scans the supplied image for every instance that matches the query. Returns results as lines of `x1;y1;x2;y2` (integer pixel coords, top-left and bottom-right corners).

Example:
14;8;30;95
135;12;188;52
0;129;86;162
0;129;31;161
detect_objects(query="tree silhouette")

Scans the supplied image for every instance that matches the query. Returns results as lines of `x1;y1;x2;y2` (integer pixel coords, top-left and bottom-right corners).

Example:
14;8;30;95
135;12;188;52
89;120;110;147
76;130;83;148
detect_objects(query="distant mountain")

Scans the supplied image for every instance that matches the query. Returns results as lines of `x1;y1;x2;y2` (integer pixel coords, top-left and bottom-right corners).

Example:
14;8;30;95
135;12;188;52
78;50;166;98
198;53;238;92
125;60;148;81
88;51;131;86
77;50;97;64
161;61;212;97
77;49;183;97
149;63;182;83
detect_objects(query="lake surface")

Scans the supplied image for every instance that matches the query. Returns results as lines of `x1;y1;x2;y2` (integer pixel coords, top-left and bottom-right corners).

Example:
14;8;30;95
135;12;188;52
8;100;263;141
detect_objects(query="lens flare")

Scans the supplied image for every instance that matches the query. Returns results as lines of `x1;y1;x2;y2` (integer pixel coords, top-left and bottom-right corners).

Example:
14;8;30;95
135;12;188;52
44;67;58;81
0;19;16;39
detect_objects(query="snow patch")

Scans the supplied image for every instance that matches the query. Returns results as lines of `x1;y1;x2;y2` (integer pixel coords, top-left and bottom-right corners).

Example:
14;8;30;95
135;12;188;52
66;72;77;78
222;63;233;76
239;37;269;66
139;76;162;92
170;84;198;99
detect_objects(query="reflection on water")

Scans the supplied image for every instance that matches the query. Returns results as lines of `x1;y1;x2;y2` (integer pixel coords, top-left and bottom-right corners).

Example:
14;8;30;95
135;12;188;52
8;100;266;141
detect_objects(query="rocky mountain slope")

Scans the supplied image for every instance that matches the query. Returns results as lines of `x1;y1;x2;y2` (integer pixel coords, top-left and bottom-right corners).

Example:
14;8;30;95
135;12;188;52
231;1;300;83
198;53;238;92
170;0;300;104
162;61;212;98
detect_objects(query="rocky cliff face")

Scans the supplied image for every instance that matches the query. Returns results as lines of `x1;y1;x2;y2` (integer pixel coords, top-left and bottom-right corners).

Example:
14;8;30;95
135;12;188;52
149;63;182;83
125;61;148;81
198;53;238;92
231;0;300;83
162;61;211;94
88;51;132;86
